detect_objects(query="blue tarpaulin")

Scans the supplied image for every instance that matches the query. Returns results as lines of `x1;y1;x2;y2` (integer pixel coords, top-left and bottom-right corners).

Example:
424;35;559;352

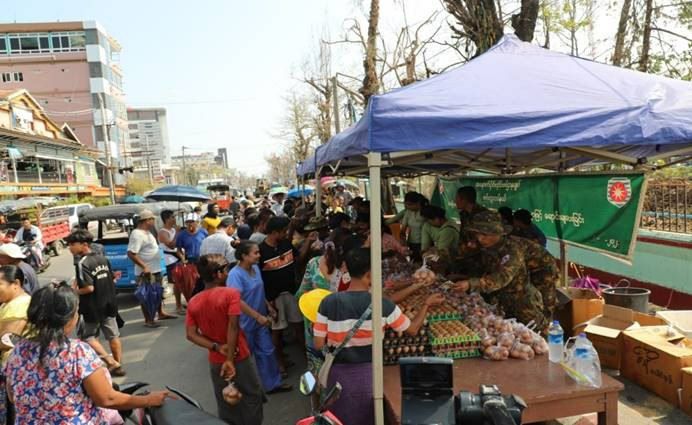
298;35;692;175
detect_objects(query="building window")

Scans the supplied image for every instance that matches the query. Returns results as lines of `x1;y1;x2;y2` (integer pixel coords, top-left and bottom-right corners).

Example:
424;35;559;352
69;34;86;49
1;72;23;83
0;31;86;55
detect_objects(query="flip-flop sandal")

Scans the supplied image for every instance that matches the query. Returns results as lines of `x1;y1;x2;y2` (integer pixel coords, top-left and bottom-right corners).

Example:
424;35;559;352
144;322;161;328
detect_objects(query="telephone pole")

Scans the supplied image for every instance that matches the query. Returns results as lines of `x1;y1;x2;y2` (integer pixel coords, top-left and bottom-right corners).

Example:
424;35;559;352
144;135;154;185
332;76;341;134
98;93;116;204
181;146;188;185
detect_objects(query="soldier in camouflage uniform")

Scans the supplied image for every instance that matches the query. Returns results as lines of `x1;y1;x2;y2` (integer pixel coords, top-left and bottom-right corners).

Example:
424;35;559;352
511;235;559;323
452;186;488;276
453;210;548;332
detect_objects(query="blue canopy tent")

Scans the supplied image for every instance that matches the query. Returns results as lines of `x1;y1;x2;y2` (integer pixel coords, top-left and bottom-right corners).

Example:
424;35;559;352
300;35;692;179
298;34;692;425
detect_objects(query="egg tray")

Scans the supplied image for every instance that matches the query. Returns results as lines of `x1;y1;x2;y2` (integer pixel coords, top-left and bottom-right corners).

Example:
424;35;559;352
427;311;463;322
431;347;482;359
383;335;429;348
384;349;434;365
427;322;481;346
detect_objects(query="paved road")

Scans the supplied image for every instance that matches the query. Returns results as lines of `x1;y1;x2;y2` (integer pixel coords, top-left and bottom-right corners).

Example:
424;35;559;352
40;250;310;424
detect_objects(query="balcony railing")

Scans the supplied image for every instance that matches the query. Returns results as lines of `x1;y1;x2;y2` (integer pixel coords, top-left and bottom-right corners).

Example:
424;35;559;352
640;179;692;234
1;171;72;184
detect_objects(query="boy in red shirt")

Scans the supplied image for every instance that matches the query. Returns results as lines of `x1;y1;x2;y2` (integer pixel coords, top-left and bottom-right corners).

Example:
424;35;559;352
185;254;264;425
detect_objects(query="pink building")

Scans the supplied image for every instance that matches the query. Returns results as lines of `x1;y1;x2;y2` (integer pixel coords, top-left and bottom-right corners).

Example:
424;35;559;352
0;21;128;169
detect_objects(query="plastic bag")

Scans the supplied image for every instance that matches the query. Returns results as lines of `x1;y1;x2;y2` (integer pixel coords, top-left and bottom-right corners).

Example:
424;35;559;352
560;336;602;388
570;276;602;295
222;381;243;405
134;280;162;320
171;263;199;302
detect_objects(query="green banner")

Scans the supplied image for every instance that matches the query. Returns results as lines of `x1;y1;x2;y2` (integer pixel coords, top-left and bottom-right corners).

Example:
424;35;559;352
431;173;647;258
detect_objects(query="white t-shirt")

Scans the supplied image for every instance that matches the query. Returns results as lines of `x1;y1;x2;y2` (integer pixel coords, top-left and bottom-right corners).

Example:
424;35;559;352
200;231;236;264
127;229;162;275
159;227;179;266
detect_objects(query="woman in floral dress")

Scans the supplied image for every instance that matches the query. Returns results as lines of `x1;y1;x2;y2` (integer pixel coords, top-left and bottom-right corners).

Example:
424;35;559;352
4;283;169;424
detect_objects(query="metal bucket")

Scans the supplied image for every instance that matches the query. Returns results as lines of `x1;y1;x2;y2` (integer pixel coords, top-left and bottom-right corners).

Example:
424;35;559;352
602;286;651;313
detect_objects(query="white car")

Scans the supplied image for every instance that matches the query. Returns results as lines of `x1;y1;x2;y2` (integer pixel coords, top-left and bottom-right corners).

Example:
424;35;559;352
41;203;94;230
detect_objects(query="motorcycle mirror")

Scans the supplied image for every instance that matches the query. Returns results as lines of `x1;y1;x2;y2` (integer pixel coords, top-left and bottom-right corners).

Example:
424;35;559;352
299;371;317;396
1;333;18;348
318;382;342;413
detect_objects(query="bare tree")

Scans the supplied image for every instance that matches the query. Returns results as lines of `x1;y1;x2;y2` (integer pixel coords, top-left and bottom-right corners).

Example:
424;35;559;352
324;6;451;107
278;93;318;162
265;149;297;186
639;0;655;71
443;0;504;55
303;40;334;143
443;0;540;55
361;0;381;105
513;0;541;42
613;0;634;65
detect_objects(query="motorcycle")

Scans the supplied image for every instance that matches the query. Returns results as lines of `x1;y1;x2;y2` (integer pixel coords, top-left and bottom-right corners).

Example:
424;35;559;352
17;241;50;273
117;382;226;425
296;372;343;425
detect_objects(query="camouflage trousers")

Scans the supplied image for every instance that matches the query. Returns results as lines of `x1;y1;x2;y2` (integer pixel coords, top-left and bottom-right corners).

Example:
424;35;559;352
530;268;559;324
496;284;548;334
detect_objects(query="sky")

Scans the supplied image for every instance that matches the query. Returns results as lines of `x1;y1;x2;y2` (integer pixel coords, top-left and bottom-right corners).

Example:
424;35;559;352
3;1;658;176
3;0;375;175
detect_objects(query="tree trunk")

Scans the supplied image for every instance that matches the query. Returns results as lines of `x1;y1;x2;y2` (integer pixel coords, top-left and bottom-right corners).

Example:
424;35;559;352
361;0;380;106
612;0;633;66
512;0;540;42
444;0;504;56
639;0;654;72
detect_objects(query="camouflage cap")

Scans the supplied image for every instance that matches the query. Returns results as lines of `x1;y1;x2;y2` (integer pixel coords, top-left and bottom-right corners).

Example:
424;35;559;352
467;210;506;235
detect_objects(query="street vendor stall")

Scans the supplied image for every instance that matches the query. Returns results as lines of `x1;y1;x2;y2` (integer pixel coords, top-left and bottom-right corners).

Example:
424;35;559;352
297;34;692;425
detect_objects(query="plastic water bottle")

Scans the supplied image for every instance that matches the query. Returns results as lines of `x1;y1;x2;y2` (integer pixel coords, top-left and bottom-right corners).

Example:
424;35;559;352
548;320;564;363
574;333;592;378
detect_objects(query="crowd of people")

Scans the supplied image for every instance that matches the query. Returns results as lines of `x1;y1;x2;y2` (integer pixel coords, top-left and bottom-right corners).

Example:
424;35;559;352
0;181;559;425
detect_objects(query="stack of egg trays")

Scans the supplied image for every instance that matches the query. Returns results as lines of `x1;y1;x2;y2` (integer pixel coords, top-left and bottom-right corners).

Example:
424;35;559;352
428;320;482;360
383;326;432;365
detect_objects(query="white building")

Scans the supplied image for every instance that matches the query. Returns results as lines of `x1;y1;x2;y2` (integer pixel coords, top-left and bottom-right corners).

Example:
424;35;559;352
126;107;170;183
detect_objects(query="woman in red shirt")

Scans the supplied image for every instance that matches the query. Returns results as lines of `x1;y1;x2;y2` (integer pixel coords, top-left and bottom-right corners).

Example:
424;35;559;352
185;254;264;425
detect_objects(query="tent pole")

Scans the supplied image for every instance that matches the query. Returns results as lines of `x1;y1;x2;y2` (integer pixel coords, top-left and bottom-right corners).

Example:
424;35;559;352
559;241;568;287
368;152;385;425
315;167;323;218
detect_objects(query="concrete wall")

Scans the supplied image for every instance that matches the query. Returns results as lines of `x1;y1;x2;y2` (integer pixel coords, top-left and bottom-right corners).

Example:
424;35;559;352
548;230;692;295
0;54;94;145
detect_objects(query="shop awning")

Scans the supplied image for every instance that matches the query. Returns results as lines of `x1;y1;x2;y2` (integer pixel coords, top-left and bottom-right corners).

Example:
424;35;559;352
30;153;75;162
7;147;22;159
298;34;692;176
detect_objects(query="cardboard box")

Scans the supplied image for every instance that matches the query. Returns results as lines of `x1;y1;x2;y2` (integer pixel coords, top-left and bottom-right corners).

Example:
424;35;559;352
566;287;605;335
554;288;573;336
584;305;640;370
634;312;668;327
681;367;692;416
657;310;692;338
622;326;692;407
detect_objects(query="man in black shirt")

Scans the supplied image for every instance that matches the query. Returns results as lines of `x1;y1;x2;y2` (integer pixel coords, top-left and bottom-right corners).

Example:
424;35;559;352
259;216;304;375
66;229;125;376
